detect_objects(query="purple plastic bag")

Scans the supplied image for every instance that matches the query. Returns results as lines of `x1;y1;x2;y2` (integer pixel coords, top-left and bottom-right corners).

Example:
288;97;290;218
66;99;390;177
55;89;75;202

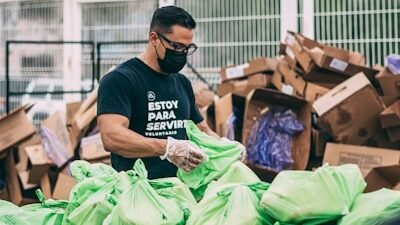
246;106;305;171
386;55;400;75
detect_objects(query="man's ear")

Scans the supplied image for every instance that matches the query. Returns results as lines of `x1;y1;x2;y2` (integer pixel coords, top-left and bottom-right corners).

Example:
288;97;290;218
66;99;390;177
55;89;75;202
149;32;159;47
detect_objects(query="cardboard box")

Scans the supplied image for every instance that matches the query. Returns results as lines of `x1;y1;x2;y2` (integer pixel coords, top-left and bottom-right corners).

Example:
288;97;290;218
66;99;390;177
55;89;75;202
217;73;272;97
52;173;76;200
364;165;400;192
272;60;329;103
272;60;306;97
380;100;400;128
0;107;36;154
66;101;83;127
220;57;277;82
323;143;400;176
313;73;385;145
70;88;98;150
41;111;74;167
242;88;311;172
376;68;400;97
25;144;53;184
80;133;110;161
285;31;378;84
16;134;42;172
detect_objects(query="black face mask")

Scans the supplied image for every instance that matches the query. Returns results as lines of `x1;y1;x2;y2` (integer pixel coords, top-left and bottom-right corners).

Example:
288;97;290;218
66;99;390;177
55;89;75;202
157;47;187;74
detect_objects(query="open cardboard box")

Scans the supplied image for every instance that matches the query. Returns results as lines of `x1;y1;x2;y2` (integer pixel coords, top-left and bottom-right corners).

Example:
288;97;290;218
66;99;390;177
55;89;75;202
285;31;378;84
220;57;277;82
242;88;311;180
323;143;400;177
0;106;36;154
313;73;385;145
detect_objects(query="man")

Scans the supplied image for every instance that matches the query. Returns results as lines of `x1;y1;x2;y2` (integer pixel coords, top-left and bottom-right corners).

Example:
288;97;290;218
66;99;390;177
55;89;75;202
97;6;218;179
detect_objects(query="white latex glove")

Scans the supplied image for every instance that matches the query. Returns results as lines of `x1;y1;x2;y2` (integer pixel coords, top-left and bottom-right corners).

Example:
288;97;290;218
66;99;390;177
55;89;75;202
221;137;247;162
161;137;207;172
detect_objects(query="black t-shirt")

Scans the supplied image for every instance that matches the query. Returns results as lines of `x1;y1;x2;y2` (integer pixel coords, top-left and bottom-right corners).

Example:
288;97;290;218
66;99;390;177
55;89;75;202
97;58;203;179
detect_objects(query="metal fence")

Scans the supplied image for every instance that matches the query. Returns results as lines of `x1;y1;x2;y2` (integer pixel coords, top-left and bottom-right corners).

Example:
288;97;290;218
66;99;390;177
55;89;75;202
0;0;63;117
5;41;95;127
176;0;281;87
311;0;400;66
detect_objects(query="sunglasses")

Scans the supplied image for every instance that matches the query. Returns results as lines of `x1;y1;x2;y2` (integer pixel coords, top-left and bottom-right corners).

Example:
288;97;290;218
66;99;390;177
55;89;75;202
156;32;198;55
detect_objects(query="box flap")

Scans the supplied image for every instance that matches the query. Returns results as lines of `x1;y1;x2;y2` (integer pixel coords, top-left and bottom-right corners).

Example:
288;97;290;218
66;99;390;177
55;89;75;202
25;144;53;165
52;173;76;200
214;94;233;137
18;171;39;190
365;165;400;192
323;143;400;176
5;152;23;205
0;107;36;154
313;73;371;116
66;101;83;126
380;100;400;128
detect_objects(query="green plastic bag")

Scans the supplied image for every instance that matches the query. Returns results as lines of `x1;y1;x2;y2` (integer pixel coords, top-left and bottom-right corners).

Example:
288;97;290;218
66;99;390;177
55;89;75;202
70;160;117;183
178;121;244;200
261;164;366;225
0;190;68;225
187;182;273;225
209;161;261;187
62;171;136;225
339;188;400;225
150;177;197;220
105;159;185;225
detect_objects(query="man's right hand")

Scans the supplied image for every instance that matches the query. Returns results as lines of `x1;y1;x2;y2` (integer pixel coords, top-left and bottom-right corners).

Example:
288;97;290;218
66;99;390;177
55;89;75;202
161;137;207;172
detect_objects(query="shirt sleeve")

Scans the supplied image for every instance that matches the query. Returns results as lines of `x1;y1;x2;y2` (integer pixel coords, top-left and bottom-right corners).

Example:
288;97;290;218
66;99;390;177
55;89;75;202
184;77;204;124
97;71;133;120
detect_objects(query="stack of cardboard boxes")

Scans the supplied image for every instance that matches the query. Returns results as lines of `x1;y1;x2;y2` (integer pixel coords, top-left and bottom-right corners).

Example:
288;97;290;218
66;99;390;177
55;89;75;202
0;88;109;205
206;31;400;191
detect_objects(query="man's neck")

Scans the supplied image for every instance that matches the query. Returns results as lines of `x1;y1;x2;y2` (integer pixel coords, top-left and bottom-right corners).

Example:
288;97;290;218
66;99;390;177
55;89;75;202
138;45;164;74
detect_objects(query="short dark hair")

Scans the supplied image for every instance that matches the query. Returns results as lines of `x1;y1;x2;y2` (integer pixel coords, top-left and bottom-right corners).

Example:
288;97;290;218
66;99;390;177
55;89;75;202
150;6;196;34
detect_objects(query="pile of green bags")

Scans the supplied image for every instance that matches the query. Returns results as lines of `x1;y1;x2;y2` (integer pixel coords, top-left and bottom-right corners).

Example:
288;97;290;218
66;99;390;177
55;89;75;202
260;164;366;225
3;120;400;225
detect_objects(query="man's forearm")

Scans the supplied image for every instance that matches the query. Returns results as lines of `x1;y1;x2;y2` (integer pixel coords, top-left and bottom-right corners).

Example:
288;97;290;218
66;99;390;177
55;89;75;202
101;126;167;158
